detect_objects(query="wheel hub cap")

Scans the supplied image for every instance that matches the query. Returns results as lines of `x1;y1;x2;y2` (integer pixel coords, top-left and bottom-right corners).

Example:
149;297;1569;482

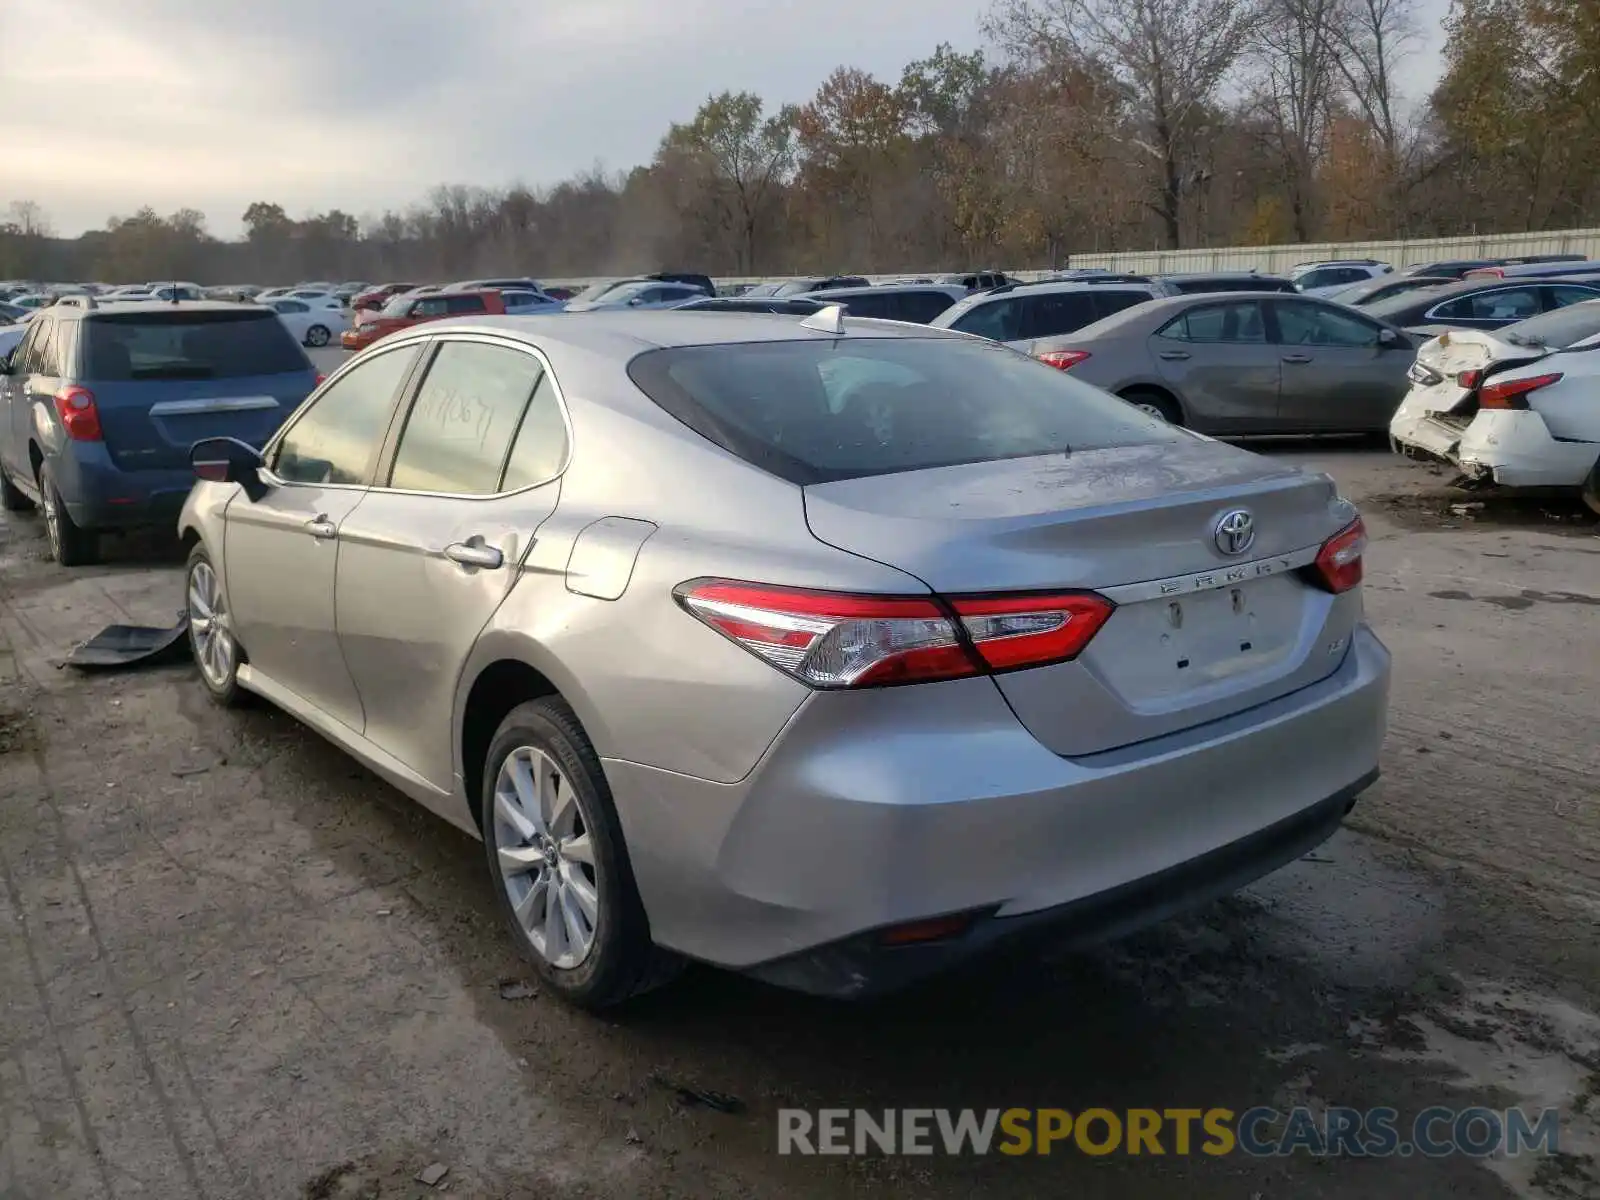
492;745;599;970
187;561;235;688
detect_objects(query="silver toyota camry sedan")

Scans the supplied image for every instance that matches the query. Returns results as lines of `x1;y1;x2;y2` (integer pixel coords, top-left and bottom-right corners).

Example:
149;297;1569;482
179;308;1390;1008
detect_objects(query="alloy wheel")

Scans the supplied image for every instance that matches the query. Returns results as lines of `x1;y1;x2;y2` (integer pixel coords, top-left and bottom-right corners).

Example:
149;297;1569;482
187;560;236;688
492;745;600;970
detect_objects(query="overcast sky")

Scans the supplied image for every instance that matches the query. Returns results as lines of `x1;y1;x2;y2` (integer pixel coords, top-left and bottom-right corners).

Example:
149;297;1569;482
3;0;1453;238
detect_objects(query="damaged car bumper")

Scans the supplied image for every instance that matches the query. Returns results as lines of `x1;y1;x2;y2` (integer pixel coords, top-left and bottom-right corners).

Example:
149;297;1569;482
1457;412;1600;488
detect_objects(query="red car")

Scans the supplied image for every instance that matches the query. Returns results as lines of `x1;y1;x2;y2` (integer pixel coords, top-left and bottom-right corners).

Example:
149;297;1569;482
341;289;506;351
351;282;423;313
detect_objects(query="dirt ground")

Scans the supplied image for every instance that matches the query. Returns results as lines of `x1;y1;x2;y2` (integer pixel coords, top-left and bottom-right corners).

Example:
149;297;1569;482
0;440;1597;1200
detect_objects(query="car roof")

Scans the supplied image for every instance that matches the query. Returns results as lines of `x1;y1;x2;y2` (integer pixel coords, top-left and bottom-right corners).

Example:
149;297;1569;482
795;283;968;299
400;310;965;353
54;300;267;320
1157;271;1290;282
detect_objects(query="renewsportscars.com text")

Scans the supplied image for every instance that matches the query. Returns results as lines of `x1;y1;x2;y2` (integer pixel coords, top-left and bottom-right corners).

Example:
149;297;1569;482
777;1106;1561;1158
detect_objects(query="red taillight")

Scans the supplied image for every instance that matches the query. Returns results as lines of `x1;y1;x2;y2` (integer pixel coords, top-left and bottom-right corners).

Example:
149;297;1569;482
675;580;1114;688
947;592;1114;671
1310;518;1366;594
53;386;102;441
1478;372;1562;410
1456;368;1483;390
314;373;326;386
1037;349;1091;371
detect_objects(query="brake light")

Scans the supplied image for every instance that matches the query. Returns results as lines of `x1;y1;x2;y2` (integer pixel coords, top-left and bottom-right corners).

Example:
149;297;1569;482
675;581;1114;688
1456;368;1482;390
1310;518;1366;594
948;592;1114;670
53;386;102;441
1478;372;1561;410
1037;349;1091;371
314;373;326;386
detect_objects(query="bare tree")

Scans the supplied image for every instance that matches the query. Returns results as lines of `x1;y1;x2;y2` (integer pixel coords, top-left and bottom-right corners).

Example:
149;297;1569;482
1250;0;1340;239
1326;0;1418;161
4;200;53;238
987;0;1262;248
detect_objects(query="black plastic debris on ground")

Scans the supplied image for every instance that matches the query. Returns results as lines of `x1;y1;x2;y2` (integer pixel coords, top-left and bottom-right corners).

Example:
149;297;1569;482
65;613;189;672
651;1074;746;1114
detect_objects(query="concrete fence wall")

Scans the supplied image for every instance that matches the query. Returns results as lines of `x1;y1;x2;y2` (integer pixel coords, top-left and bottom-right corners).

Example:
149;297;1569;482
546;225;1600;290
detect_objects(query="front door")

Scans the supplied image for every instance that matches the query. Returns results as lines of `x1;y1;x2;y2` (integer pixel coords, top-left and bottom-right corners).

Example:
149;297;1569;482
334;336;567;792
1271;299;1408;431
225;341;422;730
0;320;45;484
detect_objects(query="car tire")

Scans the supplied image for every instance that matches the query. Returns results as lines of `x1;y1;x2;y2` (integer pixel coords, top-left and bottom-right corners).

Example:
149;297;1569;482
482;697;680;1010
1121;388;1184;425
0;465;34;512
305;324;331;347
36;462;98;566
1583;457;1600;518
185;544;248;706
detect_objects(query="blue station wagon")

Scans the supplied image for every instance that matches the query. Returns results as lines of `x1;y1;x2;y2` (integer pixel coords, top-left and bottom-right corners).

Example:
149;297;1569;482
0;300;319;564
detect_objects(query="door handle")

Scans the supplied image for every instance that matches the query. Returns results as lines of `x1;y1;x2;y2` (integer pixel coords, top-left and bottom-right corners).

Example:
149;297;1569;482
1282;353;1313;364
306;516;337;539
444;540;504;570
1158;350;1191;360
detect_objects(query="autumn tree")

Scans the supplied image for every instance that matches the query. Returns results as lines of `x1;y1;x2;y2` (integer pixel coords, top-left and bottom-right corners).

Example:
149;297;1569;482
658;92;797;273
1248;0;1339;240
987;0;1261;248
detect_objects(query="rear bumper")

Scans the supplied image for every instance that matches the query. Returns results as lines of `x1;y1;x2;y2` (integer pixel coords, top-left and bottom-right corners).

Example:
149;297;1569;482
1457;412;1598;488
605;624;1391;996
50;444;193;530
1390;409;1468;464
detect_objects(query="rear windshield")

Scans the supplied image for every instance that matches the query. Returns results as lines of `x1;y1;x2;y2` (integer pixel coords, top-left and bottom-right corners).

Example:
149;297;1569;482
627;336;1181;485
1502;301;1600;349
83;311;310;381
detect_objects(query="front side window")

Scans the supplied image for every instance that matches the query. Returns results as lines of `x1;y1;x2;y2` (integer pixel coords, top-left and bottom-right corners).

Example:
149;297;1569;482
272;345;418;485
445;294;488;315
1543;285;1600;310
388;341;547;494
1275;302;1382;348
413;297;450;318
1158;301;1267;343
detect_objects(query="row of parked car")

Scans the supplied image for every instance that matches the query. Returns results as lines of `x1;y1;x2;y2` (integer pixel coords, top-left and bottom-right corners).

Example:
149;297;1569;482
2;251;1597;573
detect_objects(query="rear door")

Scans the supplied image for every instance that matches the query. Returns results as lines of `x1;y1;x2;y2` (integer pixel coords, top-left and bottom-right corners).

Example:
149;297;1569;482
1150;300;1281;431
82;310;317;468
333;335;566;789
227;341;423;731
1270;299;1410;431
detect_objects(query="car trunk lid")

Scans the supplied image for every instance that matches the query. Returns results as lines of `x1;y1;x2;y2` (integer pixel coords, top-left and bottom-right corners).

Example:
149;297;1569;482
803;438;1359;756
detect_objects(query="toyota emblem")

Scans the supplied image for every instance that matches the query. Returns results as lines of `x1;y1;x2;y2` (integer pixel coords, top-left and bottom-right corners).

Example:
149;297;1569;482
1214;509;1256;556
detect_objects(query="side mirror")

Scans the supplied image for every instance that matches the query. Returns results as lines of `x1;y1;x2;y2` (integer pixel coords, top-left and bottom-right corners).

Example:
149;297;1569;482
0;354;12;376
1379;328;1403;348
191;437;266;499
628;296;645;307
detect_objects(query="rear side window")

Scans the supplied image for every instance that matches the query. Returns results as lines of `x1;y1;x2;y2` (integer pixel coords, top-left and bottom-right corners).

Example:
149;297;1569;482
82;311;309;381
627;337;1180;485
1431;288;1540;322
1093;290;1153;319
445;295;488;315
896;291;958;323
388;341;547;494
950;297;1023;341
836;293;894;319
1021;292;1099;339
1159;302;1267;343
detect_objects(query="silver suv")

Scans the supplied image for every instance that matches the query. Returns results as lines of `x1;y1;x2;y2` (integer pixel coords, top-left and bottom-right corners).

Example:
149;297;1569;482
929;280;1161;351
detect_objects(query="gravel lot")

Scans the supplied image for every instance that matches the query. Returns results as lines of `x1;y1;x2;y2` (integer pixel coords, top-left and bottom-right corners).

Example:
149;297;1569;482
1;398;1597;1197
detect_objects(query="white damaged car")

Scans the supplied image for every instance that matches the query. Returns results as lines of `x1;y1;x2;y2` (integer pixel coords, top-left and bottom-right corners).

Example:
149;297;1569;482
1390;302;1600;512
